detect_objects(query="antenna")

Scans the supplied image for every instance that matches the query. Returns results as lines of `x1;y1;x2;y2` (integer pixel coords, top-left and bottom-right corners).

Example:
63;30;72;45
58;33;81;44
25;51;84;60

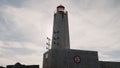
46;37;51;50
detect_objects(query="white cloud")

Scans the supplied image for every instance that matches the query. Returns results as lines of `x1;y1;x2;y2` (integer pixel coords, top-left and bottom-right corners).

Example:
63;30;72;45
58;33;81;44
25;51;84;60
0;40;45;66
0;5;52;43
0;0;120;67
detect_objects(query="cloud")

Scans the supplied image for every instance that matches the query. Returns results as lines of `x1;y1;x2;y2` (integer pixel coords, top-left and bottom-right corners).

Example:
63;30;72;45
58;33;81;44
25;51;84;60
0;0;120;67
0;40;45;66
0;0;25;7
0;5;52;43
0;1;53;66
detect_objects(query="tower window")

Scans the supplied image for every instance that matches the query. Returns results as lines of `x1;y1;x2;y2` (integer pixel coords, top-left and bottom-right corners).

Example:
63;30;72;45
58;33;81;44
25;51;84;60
53;37;60;40
45;53;48;59
54;31;60;34
54;41;56;44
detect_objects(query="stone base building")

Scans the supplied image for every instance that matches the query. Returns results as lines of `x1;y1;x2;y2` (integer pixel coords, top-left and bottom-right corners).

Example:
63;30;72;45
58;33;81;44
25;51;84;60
43;49;120;68
43;5;120;68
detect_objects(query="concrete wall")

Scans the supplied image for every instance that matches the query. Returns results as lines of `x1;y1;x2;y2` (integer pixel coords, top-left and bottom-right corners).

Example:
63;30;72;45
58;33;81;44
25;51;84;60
51;12;70;49
43;49;99;68
99;61;120;68
43;49;120;68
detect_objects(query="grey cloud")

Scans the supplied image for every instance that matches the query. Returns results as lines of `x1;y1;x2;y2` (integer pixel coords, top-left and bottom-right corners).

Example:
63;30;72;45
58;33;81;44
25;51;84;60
0;47;36;59
71;0;120;12
109;0;120;8
0;14;28;42
0;6;47;43
104;50;120;58
0;0;25;7
0;0;120;66
3;47;36;55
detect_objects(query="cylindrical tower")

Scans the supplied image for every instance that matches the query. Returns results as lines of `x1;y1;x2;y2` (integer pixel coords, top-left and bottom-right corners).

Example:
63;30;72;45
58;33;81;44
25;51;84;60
51;5;70;49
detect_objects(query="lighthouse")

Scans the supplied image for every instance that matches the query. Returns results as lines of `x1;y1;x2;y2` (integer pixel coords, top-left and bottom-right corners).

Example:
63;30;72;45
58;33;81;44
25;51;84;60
43;5;100;68
51;5;70;49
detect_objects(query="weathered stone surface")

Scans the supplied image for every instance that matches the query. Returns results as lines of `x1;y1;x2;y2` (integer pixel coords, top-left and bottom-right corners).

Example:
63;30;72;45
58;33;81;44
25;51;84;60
43;49;99;68
51;5;70;49
99;61;120;68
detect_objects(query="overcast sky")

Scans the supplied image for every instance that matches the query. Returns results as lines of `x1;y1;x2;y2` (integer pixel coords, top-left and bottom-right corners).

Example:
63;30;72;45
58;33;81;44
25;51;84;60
0;0;120;67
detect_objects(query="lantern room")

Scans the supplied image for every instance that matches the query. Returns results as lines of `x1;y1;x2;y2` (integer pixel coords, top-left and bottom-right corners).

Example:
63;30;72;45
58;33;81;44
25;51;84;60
57;5;65;13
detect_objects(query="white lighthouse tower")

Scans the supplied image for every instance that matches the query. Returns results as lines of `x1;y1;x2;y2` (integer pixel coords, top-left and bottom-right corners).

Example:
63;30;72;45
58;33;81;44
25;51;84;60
51;5;70;49
43;5;99;68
